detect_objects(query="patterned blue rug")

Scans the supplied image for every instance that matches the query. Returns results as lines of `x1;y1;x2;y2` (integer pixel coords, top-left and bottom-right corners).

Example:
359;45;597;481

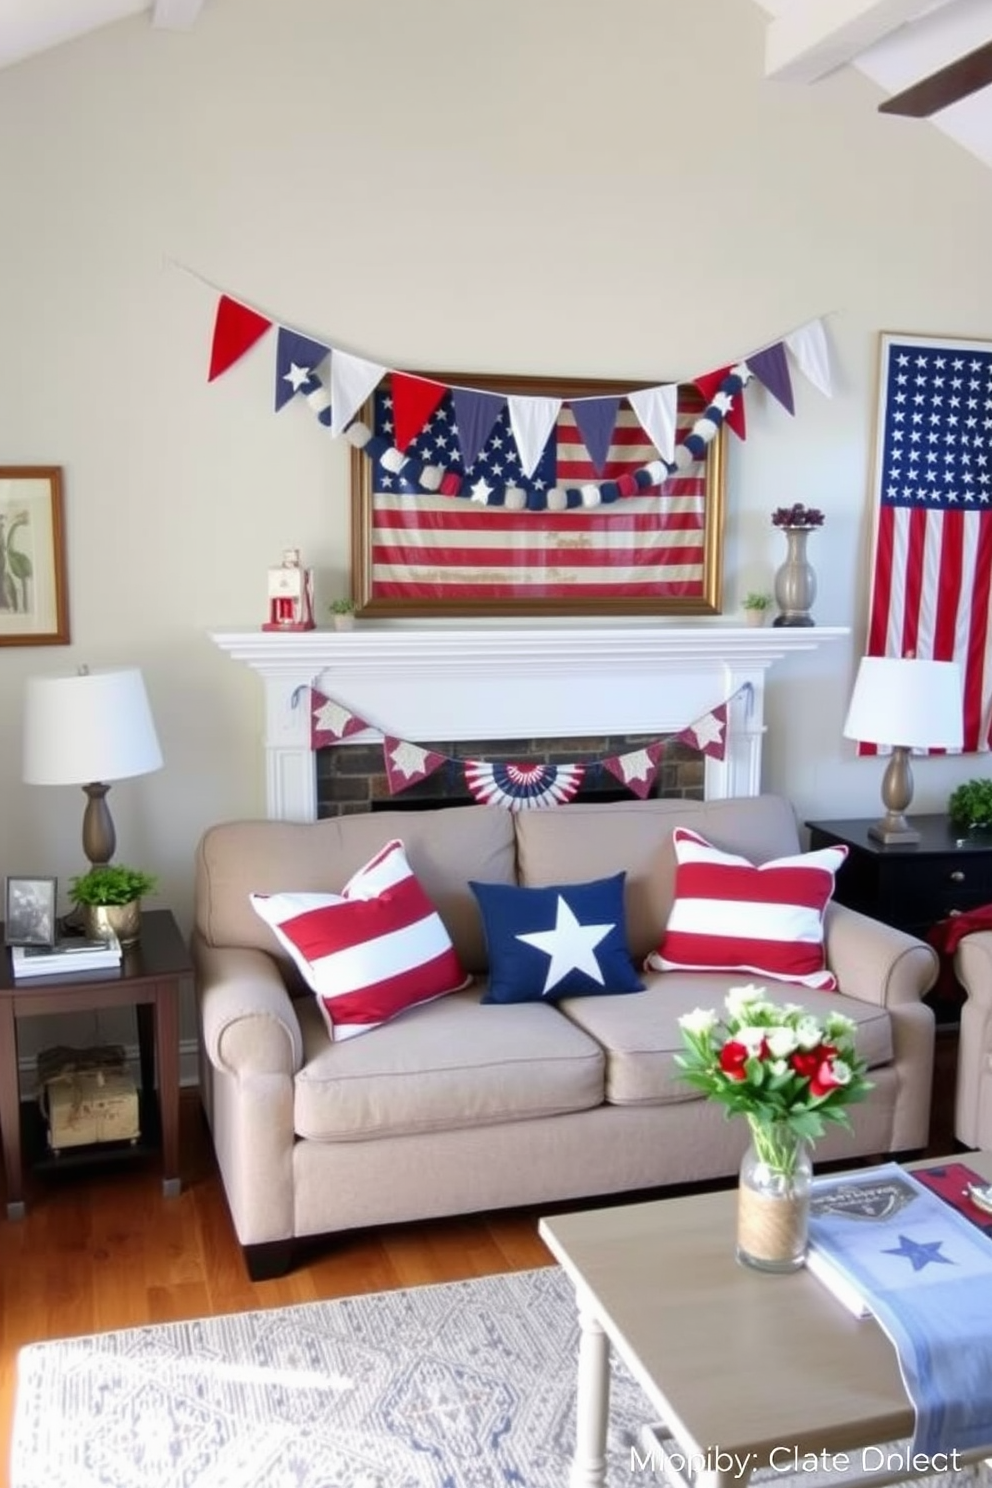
9;1265;992;1487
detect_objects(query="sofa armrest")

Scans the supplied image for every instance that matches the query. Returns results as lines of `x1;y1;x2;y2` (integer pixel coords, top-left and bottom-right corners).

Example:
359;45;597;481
954;931;992;1147
824;902;939;1009
193;932;304;1077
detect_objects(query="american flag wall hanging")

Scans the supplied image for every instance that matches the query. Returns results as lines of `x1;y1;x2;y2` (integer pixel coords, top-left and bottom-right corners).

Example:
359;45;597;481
350;373;726;618
864;332;992;754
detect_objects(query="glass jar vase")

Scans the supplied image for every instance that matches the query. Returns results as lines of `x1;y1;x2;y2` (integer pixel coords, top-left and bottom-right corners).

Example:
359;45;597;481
736;1116;812;1272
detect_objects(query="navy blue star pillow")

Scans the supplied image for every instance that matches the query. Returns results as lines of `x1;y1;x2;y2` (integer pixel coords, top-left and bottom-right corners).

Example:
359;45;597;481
470;873;645;1004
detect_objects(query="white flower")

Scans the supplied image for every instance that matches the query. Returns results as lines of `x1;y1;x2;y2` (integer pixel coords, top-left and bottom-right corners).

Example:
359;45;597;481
679;1007;718;1036
794;1016;823;1051
825;1012;857;1040
828;1058;853;1086
765;1026;799;1059
766;1058;790;1077
724;983;767;1019
734;1024;772;1053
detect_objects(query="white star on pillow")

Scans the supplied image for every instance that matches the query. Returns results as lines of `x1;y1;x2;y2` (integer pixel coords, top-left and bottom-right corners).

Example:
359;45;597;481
516;896;613;996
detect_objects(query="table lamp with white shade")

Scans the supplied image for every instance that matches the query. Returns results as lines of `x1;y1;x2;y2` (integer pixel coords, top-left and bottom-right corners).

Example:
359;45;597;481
22;666;163;870
842;655;963;846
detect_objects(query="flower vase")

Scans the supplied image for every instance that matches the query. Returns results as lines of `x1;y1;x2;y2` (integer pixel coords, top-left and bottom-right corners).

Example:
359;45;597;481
736;1117;812;1273
773;526;817;627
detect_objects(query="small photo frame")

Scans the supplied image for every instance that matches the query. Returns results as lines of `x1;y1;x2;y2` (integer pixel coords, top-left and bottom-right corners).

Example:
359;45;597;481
4;876;58;948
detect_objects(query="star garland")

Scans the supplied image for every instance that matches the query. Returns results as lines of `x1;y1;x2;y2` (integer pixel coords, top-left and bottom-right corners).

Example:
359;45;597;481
340;365;753;512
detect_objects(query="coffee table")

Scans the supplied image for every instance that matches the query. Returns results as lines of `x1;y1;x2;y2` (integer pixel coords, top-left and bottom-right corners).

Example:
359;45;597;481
539;1152;992;1488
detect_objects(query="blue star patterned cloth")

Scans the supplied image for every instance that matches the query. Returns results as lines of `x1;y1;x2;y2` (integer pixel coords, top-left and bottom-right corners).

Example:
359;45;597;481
879;343;992;511
807;1164;992;1455
469;874;644;1004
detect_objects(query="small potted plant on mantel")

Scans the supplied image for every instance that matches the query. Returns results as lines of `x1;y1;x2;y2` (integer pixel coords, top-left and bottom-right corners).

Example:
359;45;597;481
742;591;773;627
68;864;158;947
329;598;357;632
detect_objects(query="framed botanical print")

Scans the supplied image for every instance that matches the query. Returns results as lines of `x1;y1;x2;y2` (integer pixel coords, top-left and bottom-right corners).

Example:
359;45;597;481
350;372;726;618
0;467;69;646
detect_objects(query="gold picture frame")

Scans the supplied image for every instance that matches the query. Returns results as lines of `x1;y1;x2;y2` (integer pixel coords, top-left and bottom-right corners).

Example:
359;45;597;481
0;467;70;646
351;372;725;618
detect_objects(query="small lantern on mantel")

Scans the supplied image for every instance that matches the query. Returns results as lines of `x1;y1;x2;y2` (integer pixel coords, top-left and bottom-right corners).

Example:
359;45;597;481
263;548;315;632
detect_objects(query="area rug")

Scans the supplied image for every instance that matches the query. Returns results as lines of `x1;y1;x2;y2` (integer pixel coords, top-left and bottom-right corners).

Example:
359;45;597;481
10;1265;992;1487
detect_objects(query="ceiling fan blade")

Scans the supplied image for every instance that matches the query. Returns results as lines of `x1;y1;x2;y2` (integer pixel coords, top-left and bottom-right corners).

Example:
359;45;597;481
879;39;992;117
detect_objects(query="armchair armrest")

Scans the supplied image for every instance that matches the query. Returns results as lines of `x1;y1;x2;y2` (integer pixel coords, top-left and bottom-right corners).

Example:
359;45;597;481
193;932;304;1077
954;931;992;1148
824;902;939;1008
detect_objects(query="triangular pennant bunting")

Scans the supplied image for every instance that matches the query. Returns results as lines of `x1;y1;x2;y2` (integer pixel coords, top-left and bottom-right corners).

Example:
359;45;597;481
275;328;331;416
451;387;505;470
676;702;729;759
695;368;747;440
785;318;833;399
747;342;794;416
330;350;388;437
311;689;371;749
208;295;272;382
602;742;664;799
569;396;621;475
507;395;562;480
626;385;679;463
391;373;448;454
382;736;447;795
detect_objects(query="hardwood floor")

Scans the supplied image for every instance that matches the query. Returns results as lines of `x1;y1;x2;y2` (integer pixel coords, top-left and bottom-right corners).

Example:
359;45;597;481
0;1028;964;1465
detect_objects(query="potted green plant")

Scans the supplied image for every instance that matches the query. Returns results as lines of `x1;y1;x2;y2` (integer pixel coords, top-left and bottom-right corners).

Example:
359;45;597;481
742;591;773;627
329;598;356;631
68;864;158;946
948;779;992;832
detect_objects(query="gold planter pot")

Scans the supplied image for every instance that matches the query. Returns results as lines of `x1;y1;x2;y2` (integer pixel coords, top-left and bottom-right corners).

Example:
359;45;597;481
83;900;142;947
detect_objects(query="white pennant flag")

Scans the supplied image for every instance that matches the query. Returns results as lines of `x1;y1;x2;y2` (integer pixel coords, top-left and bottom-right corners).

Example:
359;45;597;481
627;384;678;463
784;319;832;399
507;395;561;479
330;350;387;437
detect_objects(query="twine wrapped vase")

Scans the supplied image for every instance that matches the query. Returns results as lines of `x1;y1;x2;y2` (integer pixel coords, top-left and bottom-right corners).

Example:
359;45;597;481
736;1116;812;1273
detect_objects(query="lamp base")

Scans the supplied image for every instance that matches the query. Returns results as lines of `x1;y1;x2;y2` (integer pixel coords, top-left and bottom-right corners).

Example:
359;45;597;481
867;816;921;846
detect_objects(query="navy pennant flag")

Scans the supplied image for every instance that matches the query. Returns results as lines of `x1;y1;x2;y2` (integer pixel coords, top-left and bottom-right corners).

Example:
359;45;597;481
865;333;992;754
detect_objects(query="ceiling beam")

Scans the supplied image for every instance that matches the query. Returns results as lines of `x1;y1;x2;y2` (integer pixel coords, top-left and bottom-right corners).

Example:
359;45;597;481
765;0;960;83
151;0;206;30
878;36;992;113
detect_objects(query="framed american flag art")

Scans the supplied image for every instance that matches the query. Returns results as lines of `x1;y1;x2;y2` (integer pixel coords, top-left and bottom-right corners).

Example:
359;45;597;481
350;371;727;618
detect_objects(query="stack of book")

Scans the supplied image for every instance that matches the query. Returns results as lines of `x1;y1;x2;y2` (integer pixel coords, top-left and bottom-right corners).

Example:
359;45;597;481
10;932;122;979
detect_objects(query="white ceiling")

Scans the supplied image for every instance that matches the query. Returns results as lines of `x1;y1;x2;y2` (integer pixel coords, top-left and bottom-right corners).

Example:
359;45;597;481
1;0;991;169
749;0;992;169
0;0;204;70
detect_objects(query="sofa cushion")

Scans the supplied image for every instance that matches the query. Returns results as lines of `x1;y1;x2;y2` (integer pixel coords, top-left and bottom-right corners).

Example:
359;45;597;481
195;805;516;974
293;987;606;1140
513;795;805;963
470;874;644;1004
250;840;470;1040
556;972;895;1107
647;828;847;991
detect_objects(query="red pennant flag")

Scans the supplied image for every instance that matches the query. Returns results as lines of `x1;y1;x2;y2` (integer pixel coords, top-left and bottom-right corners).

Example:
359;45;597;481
208;295;273;382
602;742;664;799
676;702;729;760
695;368;747;441
391;373;448;453
382;736;447;796
310;689;370;749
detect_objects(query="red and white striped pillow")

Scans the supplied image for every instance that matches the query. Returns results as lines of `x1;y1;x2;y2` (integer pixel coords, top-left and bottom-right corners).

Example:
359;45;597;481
250;839;470;1040
647;828;848;991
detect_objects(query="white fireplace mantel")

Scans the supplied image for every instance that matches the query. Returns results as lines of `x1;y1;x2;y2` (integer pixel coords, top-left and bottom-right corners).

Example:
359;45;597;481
212;625;850;820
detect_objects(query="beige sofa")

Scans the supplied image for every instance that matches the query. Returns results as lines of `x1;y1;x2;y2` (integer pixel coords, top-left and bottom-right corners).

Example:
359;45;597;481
193;794;939;1279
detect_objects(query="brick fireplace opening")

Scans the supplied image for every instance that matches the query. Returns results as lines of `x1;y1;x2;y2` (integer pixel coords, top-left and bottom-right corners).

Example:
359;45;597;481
317;733;704;816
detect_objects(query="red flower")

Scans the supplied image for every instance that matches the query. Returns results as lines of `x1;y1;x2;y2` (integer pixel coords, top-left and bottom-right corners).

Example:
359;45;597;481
791;1042;837;1080
719;1040;751;1081
810;1059;844;1098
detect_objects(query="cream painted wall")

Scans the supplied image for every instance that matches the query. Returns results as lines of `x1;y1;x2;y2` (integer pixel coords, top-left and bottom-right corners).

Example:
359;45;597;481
0;0;990;1060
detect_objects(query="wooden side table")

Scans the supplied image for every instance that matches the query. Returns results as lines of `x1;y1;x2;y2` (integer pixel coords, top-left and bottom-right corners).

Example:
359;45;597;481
806;816;992;939
0;907;191;1220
